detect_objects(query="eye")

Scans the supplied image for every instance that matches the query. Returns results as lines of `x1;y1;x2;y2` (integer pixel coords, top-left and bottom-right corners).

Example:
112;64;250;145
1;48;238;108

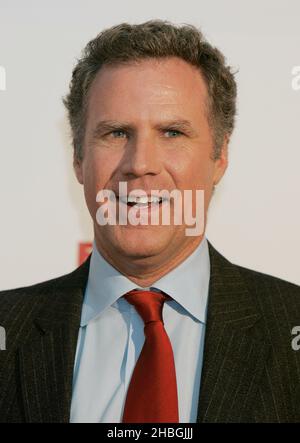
164;129;183;138
110;130;127;138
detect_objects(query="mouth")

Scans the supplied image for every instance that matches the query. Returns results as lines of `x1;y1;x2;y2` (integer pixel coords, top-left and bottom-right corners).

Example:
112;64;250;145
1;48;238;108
117;195;166;209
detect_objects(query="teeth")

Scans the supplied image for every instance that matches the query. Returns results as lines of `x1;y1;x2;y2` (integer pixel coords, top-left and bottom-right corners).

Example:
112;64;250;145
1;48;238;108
119;195;162;204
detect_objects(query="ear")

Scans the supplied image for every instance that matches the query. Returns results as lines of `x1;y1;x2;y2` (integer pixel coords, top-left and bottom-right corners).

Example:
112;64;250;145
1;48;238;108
212;135;229;186
73;151;84;185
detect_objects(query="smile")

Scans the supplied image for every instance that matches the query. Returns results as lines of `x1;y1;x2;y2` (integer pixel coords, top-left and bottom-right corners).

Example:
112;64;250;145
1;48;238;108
118;195;165;208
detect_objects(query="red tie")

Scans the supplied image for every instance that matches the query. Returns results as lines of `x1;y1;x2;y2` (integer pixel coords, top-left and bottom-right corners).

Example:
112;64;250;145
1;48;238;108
122;290;179;423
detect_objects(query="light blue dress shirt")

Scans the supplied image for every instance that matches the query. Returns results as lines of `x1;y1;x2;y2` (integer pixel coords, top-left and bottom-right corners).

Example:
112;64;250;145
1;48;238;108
70;236;210;423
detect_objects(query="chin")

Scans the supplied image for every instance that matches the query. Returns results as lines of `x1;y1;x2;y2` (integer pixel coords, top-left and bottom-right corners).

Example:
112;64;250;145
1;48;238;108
114;232;169;259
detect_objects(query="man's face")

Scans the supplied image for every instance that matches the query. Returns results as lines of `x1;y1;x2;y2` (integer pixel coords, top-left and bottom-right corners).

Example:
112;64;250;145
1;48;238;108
74;57;228;270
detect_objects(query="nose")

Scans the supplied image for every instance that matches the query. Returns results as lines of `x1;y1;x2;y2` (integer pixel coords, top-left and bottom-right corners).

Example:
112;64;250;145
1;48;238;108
120;133;162;178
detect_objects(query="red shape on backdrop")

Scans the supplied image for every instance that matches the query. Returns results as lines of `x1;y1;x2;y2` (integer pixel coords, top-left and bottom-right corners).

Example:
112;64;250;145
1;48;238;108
78;242;92;266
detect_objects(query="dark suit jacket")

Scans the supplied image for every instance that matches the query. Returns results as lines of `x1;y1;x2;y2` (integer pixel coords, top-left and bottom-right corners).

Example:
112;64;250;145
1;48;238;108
0;241;300;423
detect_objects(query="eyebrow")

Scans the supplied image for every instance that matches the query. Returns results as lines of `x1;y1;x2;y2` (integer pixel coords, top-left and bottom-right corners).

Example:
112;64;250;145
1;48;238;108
90;118;197;141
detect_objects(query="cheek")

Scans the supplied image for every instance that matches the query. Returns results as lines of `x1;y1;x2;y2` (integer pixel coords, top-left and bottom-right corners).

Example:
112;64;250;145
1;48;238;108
81;156;108;212
168;151;215;190
83;151;111;188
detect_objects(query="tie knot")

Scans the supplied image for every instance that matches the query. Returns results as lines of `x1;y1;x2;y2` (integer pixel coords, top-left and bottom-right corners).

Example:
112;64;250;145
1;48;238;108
124;290;170;325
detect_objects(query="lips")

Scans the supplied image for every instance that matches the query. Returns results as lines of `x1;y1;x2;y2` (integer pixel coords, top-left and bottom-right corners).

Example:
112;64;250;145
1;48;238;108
117;196;163;208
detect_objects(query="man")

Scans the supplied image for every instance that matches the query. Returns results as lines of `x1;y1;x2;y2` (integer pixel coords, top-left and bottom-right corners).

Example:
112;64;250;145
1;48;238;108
0;20;299;423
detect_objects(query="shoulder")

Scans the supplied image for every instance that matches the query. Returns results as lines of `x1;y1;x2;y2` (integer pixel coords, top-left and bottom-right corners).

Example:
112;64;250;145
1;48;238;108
0;275;63;316
0;278;60;341
0;257;91;329
0;270;74;305
235;262;300;301
208;239;300;296
236;263;300;323
208;240;300;322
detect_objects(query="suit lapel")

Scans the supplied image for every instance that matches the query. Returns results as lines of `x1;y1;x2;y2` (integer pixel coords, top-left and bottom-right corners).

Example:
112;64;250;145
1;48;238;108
18;257;90;423
197;241;271;423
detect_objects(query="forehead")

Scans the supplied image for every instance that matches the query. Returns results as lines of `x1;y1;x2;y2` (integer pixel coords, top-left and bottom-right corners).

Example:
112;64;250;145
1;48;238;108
86;57;209;120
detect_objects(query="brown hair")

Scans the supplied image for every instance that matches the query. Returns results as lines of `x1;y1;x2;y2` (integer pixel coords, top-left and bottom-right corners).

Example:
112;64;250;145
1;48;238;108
63;20;237;161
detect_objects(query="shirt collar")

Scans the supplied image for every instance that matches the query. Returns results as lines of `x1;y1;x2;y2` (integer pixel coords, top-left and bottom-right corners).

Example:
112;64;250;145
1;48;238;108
80;236;210;327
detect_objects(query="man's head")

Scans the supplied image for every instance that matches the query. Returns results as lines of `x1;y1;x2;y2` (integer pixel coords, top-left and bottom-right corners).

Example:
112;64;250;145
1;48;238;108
63;20;237;283
64;20;236;163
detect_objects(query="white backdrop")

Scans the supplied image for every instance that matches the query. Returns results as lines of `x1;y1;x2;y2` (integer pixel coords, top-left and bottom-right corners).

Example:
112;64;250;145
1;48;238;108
0;0;299;290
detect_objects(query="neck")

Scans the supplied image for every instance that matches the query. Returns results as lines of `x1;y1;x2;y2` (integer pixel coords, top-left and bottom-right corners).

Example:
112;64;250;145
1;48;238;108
94;235;204;287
